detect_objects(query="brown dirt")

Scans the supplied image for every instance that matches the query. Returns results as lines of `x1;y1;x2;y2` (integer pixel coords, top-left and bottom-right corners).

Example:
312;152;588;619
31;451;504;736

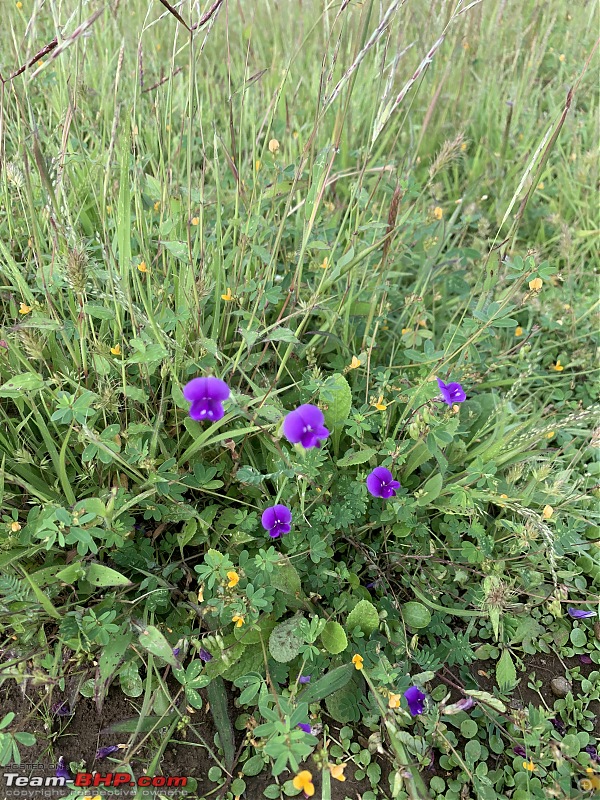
0;682;376;799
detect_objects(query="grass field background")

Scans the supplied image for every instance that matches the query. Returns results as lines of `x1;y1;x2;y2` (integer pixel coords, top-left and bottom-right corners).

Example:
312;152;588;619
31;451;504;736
0;1;598;799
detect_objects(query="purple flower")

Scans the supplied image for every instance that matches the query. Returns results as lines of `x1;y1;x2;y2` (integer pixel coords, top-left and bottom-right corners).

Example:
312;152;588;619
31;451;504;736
172;647;180;657
550;717;566;736
513;745;527;758
56;757;71;781
437;378;466;406
404;685;426;717
261;504;292;539
299;675;311;684
282;404;330;449
96;745;120;760
297;723;311;733
199;647;213;662
584;745;600;763
51;701;73;717
567;607;596;619
579;654;593;665
366;467;400;499
183;376;230;422
443;696;475;715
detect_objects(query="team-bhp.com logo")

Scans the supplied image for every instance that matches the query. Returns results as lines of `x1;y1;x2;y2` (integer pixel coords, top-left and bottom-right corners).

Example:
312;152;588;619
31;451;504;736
3;772;187;788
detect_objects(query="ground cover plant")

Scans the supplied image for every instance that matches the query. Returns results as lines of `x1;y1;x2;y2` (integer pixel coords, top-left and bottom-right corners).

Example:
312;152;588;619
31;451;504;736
0;1;598;799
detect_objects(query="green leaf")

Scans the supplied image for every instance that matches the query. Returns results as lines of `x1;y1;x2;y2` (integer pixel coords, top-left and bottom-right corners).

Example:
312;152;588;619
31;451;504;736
268;616;303;663
161;240;189;261
416;473;443;506
97;632;133;711
336;447;377;467
496;649;517;691
320;621;348;654
465;690;506;713
402;602;432;629
136;624;180;667
270;559;302;596
346;600;379;636
85;304;115;320
207;678;236;769
86;563;132;588
298;664;355;704
319;373;352;429
242;755;265;777
101;714;178;735
0;373;46;396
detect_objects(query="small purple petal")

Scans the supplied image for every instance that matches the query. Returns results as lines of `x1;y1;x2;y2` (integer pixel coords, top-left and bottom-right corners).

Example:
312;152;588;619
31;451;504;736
550;717;566;736
261;504;292;539
299;675;311;684
56;757;71;781
199;647;213;662
584;745;600;763
579;654;593;665
513;745;527;758
366;466;401;499
96;745;120;760
437;377;466;406
51;701;73;717
567;607;597;619
282;405;330;449
404;685;426;717
172;647;180;657
297;723;311;733
444;696;475;715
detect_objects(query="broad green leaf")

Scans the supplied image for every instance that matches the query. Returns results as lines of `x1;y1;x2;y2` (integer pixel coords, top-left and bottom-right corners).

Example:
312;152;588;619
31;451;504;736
496;649;517;691
269;616;303;663
336;447;376;467
298;664;354;704
319;373;352;429
86;563;132;587
416;473;443;506
136;624;180;667
207;678;235;769
0;373;46;396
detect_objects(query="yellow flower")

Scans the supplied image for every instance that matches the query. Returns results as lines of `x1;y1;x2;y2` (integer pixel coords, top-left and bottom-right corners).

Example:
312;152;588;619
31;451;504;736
110;344;121;356
542;505;553;519
528;277;542;291
268;138;280;154
371;395;387;412
137;261;148;273
401;328;409;334
319;257;329;269
559;53;565;62
388;693;401;709
328;763;347;782
154;201;161;212
292;130;299;140
433;206;443;220
83;796;102;800
191;217;199;226
232;614;245;628
106;205;112;214
418;319;427;328
156;43;161;51
221;288;233;302
19;302;32;315
197;585;204;602
460;142;467;151
515;326;523;337
500;494;508;499
10;522;21;532
255;159;261;172
522;761;535;772
16;1;23;8
292;771;315;797
348;356;361;370
352;654;364;670
538;182;545;190
227;571;239;588
546;431;555;439
551;360;564;371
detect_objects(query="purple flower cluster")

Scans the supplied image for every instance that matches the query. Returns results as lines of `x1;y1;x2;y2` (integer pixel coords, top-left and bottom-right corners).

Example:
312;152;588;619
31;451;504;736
182;375;467;543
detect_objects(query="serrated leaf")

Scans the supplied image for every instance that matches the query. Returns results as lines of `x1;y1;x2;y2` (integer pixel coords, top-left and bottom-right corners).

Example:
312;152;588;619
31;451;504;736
319;373;352;429
336;447;376;467
268;616;303;663
346;600;379;636
496;649;517;691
